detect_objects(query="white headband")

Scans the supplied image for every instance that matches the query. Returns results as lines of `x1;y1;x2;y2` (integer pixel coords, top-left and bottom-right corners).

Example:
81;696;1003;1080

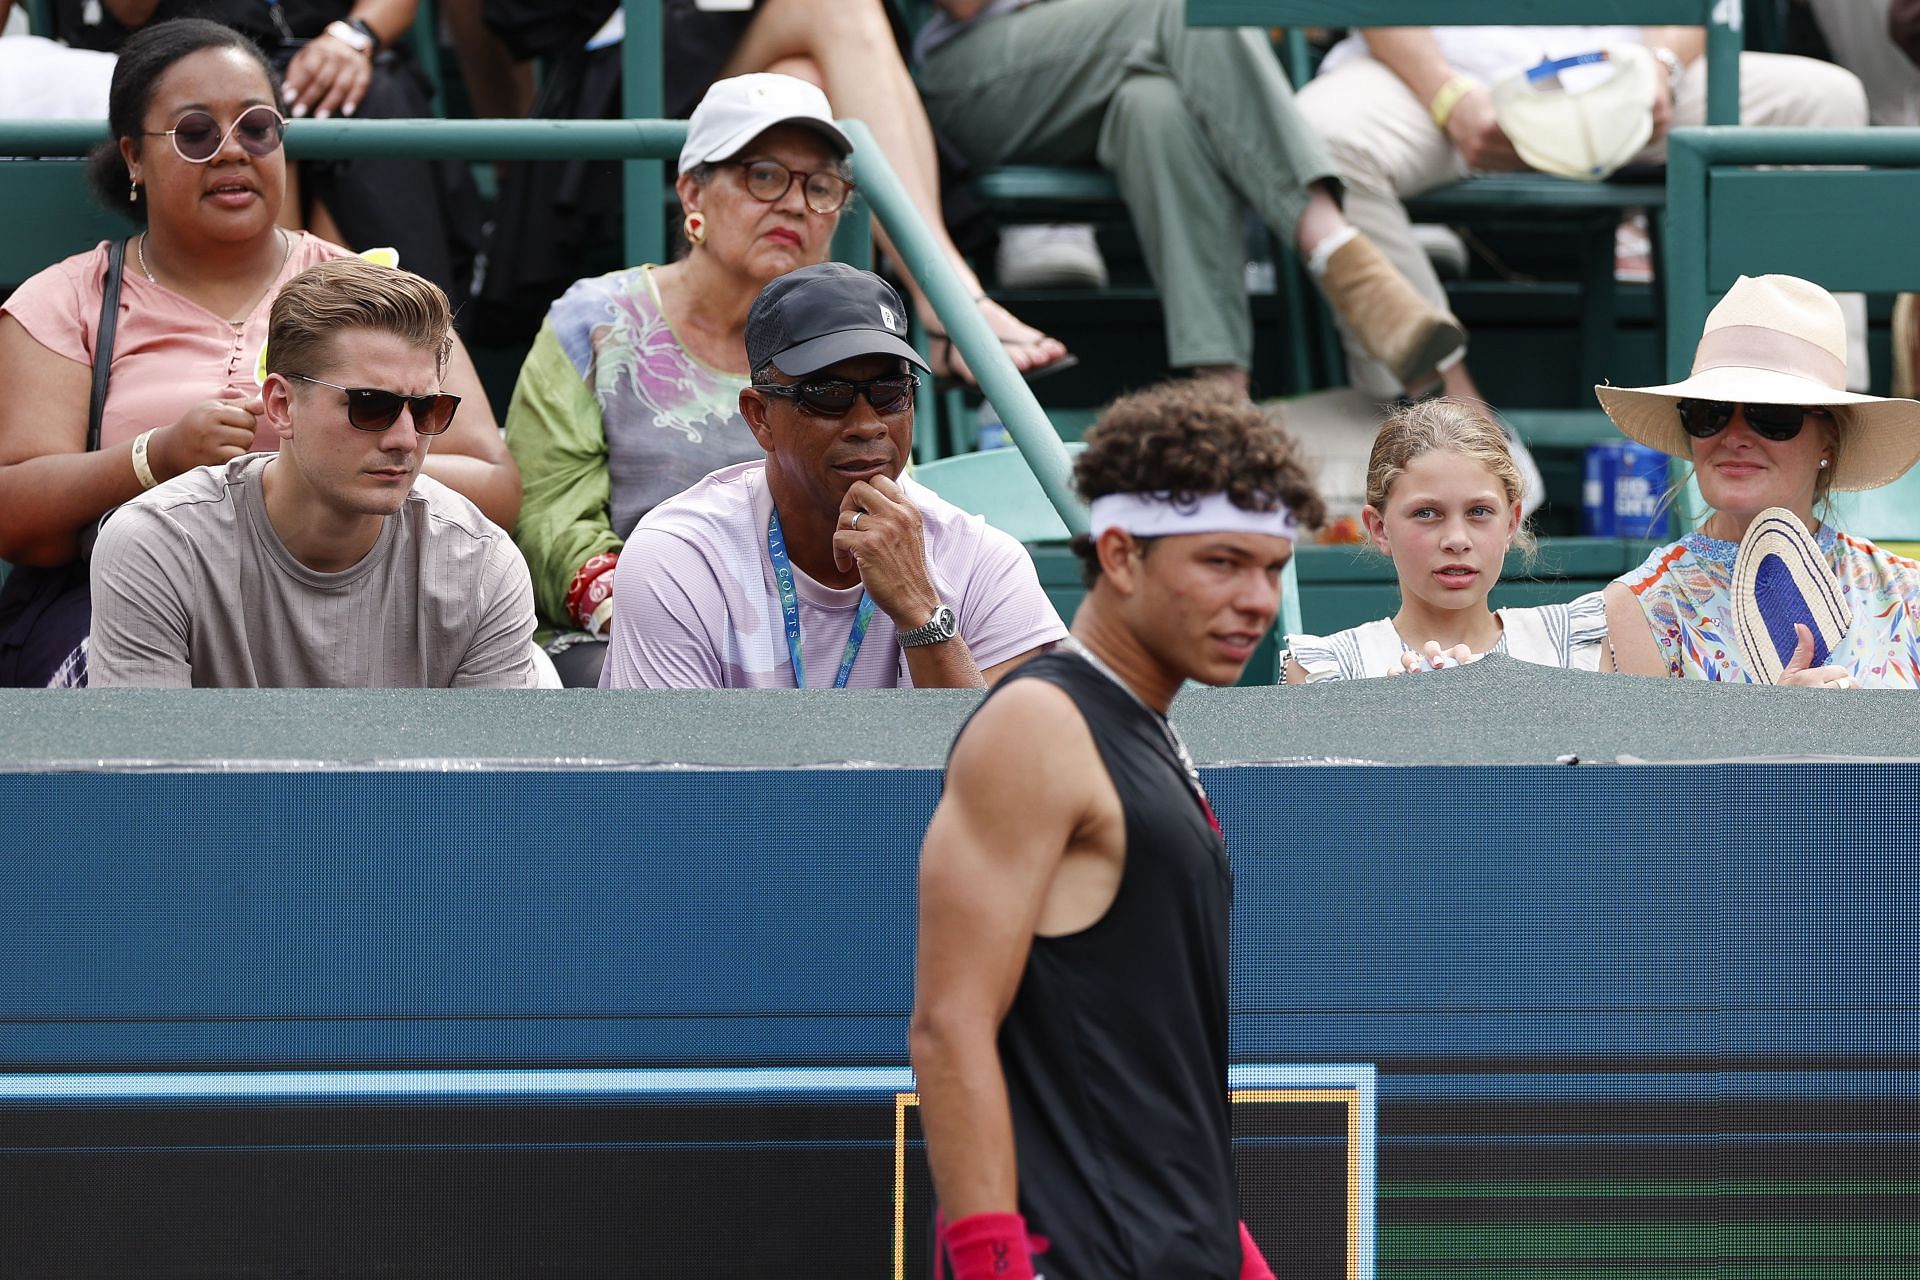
1089;491;1298;542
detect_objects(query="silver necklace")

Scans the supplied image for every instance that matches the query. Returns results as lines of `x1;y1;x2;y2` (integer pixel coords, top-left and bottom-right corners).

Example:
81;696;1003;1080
137;229;292;320
1061;637;1212;814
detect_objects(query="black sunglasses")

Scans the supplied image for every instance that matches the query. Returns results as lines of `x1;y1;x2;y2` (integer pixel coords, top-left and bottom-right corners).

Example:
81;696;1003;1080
1678;399;1830;443
727;159;854;214
286;373;461;435
754;374;916;417
145;105;286;163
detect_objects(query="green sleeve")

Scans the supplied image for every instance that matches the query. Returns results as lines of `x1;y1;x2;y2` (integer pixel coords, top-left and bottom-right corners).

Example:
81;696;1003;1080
504;320;622;628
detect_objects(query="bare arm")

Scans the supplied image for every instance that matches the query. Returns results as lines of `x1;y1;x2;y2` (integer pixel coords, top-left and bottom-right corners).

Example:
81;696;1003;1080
1643;26;1706;64
1601;581;1668;676
283;0;420;119
102;0;160;24
350;0;418;48
910;678;1097;1218
1364;27;1525;171
421;332;522;531
933;0;991;20
980;645;1047;686
0;316;139;566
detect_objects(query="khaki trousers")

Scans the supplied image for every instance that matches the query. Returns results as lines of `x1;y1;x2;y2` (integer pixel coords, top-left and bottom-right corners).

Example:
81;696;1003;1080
918;0;1339;370
1297;49;1871;396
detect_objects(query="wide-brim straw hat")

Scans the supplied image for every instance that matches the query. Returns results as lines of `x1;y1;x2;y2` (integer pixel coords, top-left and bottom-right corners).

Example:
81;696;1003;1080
1594;273;1920;491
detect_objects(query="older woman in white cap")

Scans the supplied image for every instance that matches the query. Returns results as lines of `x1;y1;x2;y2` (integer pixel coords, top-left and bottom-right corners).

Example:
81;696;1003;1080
504;73;860;686
1597;273;1920;686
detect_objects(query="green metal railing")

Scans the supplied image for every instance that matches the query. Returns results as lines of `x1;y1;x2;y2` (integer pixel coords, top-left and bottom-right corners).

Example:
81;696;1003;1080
0;114;1087;535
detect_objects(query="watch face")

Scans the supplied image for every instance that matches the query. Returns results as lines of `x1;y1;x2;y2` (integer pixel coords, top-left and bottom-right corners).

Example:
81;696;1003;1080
932;606;957;638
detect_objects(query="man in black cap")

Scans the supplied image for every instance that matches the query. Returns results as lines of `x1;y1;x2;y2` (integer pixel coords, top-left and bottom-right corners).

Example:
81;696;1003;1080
599;263;1065;689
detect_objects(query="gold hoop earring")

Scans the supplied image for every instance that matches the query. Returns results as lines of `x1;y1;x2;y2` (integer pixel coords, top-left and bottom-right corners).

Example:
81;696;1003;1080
683;211;706;246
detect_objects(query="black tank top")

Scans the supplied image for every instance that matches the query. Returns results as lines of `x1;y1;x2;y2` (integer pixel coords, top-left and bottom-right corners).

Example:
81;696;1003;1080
956;649;1239;1279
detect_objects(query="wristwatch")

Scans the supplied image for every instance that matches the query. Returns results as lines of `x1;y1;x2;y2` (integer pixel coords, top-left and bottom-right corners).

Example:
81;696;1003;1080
1649;46;1685;105
898;604;958;648
325;18;377;55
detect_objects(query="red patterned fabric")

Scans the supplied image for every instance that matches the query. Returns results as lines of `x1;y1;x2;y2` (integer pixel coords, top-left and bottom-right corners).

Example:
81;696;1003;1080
565;551;620;630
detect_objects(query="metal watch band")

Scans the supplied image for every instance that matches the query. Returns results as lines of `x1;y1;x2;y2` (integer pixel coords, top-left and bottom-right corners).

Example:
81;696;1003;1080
898;604;957;648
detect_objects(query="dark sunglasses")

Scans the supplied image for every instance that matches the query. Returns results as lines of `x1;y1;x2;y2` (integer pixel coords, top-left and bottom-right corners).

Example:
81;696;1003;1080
1678;399;1830;443
145;104;286;163
286;373;461;435
754;374;916;417
727;158;854;214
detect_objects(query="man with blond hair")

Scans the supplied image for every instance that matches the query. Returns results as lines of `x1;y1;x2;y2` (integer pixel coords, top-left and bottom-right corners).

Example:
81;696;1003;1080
89;258;536;687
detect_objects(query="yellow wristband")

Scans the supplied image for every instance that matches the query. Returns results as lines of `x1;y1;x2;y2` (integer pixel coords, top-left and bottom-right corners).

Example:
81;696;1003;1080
131;428;159;490
1429;74;1482;130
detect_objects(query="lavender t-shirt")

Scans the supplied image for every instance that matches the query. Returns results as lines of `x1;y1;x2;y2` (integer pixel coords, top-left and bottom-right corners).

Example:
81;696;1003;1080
599;460;1067;689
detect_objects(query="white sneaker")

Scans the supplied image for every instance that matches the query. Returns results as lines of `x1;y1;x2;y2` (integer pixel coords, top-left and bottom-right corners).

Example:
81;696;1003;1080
996;223;1109;290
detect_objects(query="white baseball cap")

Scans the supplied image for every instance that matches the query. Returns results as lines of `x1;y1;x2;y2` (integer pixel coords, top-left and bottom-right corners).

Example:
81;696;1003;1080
1492;45;1655;181
678;73;853;176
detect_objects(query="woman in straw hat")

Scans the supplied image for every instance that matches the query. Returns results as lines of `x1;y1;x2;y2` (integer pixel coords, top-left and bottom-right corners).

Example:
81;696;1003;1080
1597;273;1920;686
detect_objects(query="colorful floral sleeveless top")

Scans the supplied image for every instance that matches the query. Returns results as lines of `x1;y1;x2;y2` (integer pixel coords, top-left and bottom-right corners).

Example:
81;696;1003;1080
1618;527;1920;684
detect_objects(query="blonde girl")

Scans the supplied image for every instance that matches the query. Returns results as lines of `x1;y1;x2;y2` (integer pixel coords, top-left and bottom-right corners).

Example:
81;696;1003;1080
1284;399;1605;681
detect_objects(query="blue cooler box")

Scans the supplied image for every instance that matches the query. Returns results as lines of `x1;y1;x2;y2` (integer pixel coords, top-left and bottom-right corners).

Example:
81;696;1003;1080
1583;440;1671;539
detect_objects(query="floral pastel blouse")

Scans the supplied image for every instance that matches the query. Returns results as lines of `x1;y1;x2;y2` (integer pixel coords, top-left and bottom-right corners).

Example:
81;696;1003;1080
1617;526;1920;684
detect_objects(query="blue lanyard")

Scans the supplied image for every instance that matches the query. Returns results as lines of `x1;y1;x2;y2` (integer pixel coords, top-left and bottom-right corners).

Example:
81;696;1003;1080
767;507;875;688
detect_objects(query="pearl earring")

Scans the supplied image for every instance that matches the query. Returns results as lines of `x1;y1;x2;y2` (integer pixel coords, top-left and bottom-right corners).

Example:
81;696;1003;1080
1820;458;1831;469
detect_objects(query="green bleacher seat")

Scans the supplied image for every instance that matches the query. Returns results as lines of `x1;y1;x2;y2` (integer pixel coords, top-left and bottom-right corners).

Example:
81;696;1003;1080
0;161;131;293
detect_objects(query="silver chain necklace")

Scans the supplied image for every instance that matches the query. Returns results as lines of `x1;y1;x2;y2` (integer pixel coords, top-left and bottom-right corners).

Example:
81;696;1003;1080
1061;637;1211;813
137;229;292;321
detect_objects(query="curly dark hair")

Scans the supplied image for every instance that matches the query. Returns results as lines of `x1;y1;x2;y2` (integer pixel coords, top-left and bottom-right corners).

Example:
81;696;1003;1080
1070;379;1326;585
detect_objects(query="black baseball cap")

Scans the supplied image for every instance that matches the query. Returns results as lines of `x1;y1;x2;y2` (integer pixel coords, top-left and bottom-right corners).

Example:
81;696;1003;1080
746;262;931;379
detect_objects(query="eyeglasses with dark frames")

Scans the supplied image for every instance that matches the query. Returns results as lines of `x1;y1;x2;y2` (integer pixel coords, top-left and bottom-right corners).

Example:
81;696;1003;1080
285;373;462;435
143;104;286;163
726;158;854;214
752;374;917;417
1677;399;1830;443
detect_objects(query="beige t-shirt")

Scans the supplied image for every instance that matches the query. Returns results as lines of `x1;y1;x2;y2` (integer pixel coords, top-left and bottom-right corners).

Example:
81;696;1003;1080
88;454;537;688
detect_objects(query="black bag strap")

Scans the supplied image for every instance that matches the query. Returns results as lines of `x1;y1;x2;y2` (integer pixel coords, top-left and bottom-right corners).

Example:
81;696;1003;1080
87;237;128;455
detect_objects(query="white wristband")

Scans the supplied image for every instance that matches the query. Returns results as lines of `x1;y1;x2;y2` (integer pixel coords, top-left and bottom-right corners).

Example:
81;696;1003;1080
131;429;159;490
587;596;615;639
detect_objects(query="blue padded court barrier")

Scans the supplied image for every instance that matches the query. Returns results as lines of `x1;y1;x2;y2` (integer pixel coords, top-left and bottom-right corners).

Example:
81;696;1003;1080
2;665;1916;1275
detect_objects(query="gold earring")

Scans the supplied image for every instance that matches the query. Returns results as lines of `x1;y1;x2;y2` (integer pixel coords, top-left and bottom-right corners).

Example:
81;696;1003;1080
684;211;706;246
128;178;139;204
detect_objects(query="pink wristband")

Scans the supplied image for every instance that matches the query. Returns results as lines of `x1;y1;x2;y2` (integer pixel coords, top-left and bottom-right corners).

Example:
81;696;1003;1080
1239;1220;1276;1280
941;1211;1036;1280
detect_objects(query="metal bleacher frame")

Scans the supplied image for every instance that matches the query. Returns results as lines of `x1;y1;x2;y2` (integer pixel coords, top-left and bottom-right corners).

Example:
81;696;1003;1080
1666;124;1920;540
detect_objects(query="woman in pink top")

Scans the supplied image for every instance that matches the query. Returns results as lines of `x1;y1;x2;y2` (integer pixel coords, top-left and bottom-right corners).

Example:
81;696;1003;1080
0;19;519;684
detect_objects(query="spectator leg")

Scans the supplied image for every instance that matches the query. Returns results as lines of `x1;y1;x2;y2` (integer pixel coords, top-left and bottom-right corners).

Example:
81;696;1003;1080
1296;56;1467;399
721;0;1066;376
1096;72;1253;374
